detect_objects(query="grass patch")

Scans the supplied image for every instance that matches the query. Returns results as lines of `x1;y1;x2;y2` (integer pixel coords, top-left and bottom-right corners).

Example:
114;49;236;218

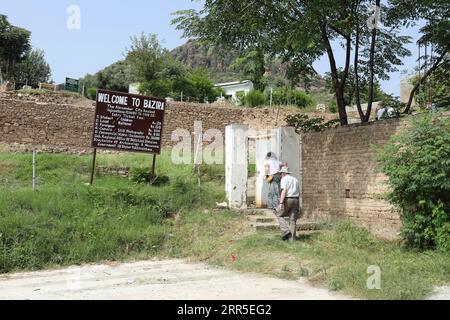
1;151;448;300
0;151;225;273
164;215;450;300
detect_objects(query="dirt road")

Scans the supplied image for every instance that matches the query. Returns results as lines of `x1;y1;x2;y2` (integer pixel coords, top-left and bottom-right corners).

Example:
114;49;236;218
0;259;352;300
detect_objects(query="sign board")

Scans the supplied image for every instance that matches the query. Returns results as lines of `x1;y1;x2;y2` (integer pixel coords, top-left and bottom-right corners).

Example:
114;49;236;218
92;89;166;154
65;77;79;92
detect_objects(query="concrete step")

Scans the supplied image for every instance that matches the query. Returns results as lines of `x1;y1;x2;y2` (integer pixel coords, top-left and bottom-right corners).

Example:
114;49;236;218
240;208;275;217
250;221;323;233
247;215;277;223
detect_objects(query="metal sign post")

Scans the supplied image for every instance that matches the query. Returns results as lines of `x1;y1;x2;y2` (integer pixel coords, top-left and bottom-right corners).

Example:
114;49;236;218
151;154;157;177
32;149;36;191
89;148;97;186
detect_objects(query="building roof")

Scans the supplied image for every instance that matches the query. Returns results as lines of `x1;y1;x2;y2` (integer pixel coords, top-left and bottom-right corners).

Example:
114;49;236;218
214;80;253;88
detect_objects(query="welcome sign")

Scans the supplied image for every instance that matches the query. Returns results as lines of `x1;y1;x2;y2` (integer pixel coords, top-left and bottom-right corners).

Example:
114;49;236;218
92;89;166;154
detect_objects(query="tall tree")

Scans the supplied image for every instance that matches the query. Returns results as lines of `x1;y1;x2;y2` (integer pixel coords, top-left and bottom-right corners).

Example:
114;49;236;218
173;0;410;125
125;33;168;82
9;49;51;86
0;14;31;81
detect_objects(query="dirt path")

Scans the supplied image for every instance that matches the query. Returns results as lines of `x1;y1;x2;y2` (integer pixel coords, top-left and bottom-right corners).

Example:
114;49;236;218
0;259;352;300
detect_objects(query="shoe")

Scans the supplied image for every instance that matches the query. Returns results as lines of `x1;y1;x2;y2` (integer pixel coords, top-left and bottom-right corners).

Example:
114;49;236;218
282;232;291;241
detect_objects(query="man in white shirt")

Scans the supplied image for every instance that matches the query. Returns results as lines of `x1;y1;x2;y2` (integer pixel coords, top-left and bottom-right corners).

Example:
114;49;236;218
264;152;286;210
276;167;301;242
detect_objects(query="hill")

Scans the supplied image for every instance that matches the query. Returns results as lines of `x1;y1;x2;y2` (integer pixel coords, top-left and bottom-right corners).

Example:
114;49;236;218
170;40;240;84
170;40;330;102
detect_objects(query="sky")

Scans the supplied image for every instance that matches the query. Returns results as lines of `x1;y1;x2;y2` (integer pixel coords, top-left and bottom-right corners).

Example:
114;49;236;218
1;0;423;96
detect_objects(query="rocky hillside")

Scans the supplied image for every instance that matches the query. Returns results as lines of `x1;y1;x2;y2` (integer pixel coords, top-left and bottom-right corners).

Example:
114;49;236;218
170;40;328;94
170;40;240;83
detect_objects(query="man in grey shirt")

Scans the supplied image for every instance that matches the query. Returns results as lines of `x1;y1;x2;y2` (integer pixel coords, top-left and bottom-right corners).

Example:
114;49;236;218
276;167;301;242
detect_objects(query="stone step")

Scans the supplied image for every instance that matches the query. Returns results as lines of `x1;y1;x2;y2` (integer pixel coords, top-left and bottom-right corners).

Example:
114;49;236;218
250;221;323;233
240;208;276;217
247;215;277;223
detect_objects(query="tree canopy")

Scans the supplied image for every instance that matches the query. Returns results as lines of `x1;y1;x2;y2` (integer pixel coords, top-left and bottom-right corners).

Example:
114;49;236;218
0;14;31;80
172;1;417;124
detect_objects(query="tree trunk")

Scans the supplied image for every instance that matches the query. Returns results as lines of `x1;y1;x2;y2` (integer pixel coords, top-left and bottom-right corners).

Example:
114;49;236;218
364;0;381;123
354;26;365;122
321;24;348;125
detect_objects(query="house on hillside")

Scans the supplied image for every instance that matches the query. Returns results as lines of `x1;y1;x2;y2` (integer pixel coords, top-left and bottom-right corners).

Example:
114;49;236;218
214;80;254;101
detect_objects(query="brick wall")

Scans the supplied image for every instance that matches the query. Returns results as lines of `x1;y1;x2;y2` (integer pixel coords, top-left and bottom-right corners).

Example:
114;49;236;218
301;119;408;239
0;98;297;152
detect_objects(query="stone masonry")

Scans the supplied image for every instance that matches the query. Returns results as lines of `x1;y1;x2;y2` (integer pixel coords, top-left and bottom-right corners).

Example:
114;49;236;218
301;119;408;239
0;98;298;151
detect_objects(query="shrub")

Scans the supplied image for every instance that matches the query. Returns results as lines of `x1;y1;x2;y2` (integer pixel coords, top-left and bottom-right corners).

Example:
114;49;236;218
87;87;97;100
329;100;338;113
242;90;265;107
131;167;169;186
375;114;450;251
270;87;314;109
285;114;340;133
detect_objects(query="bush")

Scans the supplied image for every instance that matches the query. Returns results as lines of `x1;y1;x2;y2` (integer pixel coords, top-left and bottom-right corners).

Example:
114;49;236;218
87;87;97;100
131;167;169;186
242;90;265;107
285;114;340;133
375;115;450;251
329;100;338;113
270;87;314;109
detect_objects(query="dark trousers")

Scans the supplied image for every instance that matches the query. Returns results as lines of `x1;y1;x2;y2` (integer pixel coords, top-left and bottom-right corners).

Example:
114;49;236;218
276;198;300;239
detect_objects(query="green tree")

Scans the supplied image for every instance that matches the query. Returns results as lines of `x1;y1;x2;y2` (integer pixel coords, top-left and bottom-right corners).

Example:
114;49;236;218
172;0;411;125
125;33;168;82
9;49;51;87
230;49;266;91
0;15;31;80
82;60;131;92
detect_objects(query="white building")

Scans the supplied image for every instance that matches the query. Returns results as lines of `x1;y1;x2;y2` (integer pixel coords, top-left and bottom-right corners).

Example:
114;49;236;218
214;80;254;101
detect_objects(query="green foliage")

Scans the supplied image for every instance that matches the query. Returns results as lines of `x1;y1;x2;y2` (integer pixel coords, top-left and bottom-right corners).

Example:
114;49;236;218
139;79;172;99
131;168;170;186
324;70;387;106
125;32;168;82
138;67;221;103
329;100;338;113
7;49;51;87
410;68;450;110
240;90;266;107
86;87;97;100
285;114;340;134
0;15;31;80
166;214;450;299
82;35;221;103
0;152;225;273
172;0;412;124
230;50;266;91
270;87;314;109
378;95;404;119
375;115;450;251
82;61;130;93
